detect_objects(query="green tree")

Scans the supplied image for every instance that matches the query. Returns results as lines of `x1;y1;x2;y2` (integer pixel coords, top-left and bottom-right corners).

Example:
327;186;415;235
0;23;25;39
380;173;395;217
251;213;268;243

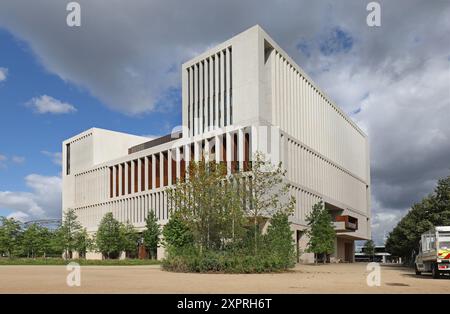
96;212;123;259
143;211;160;259
168;161;243;252
162;212;193;252
306;201;336;264
22;223;44;258
264;212;296;268
74;228;93;259
121;221;139;258
245;152;295;255
364;239;376;262
59;208;83;259
0;217;22;258
386;175;450;262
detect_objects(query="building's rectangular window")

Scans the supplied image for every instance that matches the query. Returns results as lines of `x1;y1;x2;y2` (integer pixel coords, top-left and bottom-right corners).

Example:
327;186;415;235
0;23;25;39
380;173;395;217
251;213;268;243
196;63;200;134
244;133;250;171
155;154;160;188
147;156;152;190
121;163;125;195
192;66;196;136
140;157;145;192
212;56;216;127
180;147;186;181
190;143;195;162
109;167;113;198
232;133;238;173
187;68;191;135
66;143;70;175
207;59;210;129
202;61;205;133
163;151;168;187
134;160;138;193
222;136;227;166
218;53;221;126
229;47;233;124
223;50;227;126
127;161;131;194
115;165;119;197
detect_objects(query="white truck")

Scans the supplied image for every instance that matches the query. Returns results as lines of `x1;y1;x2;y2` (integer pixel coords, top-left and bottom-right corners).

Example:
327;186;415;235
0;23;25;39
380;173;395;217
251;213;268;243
415;226;450;278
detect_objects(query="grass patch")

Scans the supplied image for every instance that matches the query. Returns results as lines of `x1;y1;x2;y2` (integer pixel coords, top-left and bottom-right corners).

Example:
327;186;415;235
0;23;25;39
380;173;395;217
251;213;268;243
0;258;160;266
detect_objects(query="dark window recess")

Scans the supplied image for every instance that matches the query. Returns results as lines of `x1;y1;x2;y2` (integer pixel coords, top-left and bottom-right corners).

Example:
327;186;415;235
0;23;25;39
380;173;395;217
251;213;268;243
187;68;191;134
232;133;238;173
229;47;233;124
171;152;177;184
223;50;227;126
180;147;186;181
66;143;71;175
133;160;138;193
163;152;168;187
222;136;227;167
127;161;131;194
121;164;125;195
155;155;160;188
244;133;250;171
128;131;182;154
148;156;152;190
140;158;145;191
115;165;119;197
109;167;113;198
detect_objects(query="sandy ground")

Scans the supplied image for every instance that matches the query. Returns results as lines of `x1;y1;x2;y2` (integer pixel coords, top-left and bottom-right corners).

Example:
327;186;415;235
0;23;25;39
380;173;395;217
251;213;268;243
0;263;449;293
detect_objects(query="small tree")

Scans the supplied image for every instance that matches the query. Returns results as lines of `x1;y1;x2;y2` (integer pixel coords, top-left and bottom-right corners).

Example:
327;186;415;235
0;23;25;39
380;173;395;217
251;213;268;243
306;201;336;264
22;223;43;258
75;228;93;259
264;212;296;268
162;212;193;253
364;239;376;262
143;211;160;259
96;212;123;259
0;217;22;258
59;208;82;259
121;221;139;258
245;152;295;255
168;161;242;252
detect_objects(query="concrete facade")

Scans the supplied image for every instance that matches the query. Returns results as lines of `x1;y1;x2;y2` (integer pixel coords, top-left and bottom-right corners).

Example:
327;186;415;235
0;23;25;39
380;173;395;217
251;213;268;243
62;25;371;262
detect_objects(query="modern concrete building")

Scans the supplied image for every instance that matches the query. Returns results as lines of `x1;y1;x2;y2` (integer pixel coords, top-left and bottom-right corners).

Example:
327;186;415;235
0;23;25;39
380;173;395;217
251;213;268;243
62;25;371;262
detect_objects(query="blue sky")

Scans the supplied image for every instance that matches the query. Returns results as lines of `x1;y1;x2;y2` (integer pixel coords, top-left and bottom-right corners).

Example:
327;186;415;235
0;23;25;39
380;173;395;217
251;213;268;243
0;28;181;218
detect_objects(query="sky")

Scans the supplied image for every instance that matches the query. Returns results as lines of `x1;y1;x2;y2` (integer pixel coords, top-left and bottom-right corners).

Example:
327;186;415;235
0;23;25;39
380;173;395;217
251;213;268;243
0;0;449;244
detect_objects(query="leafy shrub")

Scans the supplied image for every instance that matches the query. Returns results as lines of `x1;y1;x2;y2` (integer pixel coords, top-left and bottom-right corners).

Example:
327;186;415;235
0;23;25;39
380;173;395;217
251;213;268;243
162;249;292;273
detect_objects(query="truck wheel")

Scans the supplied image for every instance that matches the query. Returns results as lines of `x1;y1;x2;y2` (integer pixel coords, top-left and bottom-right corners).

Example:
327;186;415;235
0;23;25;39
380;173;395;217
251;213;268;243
415;264;421;275
432;263;440;279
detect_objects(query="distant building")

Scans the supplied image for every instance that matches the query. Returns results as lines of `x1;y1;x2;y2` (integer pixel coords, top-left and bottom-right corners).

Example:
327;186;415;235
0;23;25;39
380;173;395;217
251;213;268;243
355;246;401;263
62;25;371;262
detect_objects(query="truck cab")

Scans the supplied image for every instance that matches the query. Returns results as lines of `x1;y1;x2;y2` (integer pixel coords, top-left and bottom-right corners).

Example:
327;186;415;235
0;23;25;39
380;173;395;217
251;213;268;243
415;226;450;279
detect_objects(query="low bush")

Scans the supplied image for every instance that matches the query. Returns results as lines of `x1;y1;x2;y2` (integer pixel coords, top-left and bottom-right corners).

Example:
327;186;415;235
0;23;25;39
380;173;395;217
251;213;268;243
162;250;293;273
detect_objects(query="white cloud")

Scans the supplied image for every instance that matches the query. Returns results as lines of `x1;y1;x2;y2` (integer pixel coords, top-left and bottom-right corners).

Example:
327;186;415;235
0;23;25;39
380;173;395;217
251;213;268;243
0;67;7;82
41;151;62;166
27;95;77;114
0;174;62;221
11;156;25;164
